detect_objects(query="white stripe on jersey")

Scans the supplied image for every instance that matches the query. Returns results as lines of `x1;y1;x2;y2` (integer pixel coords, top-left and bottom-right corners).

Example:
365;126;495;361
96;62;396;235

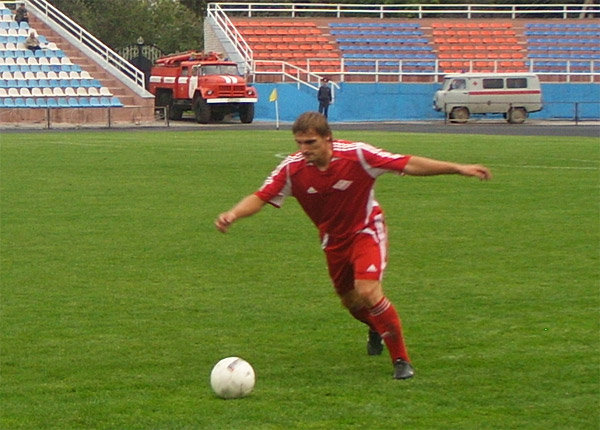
259;153;302;206
334;141;405;178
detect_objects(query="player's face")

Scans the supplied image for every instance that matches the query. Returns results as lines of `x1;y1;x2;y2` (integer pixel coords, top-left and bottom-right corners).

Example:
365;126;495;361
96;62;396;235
295;130;333;168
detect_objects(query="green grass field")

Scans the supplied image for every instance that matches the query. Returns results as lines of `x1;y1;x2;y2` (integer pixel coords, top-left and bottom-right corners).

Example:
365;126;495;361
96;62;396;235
1;129;598;430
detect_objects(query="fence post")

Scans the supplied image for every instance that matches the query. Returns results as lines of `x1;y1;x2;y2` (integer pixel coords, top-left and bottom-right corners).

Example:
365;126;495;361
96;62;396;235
444;103;447;124
574;102;579;125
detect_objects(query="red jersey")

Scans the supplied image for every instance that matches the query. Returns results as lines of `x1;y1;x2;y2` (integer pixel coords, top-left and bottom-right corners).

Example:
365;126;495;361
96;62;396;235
255;140;411;240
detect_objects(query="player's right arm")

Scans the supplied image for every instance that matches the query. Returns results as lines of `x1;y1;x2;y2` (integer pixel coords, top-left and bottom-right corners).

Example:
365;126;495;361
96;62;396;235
215;194;267;233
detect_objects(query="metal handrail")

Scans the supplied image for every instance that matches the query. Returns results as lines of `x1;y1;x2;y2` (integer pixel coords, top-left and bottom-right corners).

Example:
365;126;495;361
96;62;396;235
208;2;599;20
206;5;254;74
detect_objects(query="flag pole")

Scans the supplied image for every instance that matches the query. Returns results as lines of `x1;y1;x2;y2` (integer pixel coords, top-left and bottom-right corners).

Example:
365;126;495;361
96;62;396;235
269;88;279;130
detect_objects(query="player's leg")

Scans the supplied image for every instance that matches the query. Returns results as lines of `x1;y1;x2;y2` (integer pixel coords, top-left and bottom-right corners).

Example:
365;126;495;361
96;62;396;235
324;234;412;378
324;241;379;338
339;289;383;356
350;232;414;379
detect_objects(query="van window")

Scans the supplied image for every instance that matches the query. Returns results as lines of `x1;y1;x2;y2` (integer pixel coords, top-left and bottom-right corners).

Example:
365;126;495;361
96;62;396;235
451;79;466;90
483;78;504;89
507;78;528;89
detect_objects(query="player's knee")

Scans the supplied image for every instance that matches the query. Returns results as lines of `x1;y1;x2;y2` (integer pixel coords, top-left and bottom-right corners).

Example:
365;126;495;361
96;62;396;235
354;280;383;307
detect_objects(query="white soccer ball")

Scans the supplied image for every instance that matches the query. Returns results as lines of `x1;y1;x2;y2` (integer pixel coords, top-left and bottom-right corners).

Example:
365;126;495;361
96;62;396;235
210;356;255;399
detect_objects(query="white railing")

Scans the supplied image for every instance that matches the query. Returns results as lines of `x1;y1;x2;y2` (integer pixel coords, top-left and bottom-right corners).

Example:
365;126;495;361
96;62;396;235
251;60;340;95
26;0;147;92
255;57;600;84
254;62;600;84
206;5;254;74
208;2;599;20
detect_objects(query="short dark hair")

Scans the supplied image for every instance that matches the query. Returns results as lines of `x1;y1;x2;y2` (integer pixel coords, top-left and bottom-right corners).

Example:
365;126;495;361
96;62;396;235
292;112;331;138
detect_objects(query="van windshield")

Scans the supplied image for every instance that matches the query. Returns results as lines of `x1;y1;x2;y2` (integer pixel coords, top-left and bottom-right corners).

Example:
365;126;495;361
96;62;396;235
442;78;466;90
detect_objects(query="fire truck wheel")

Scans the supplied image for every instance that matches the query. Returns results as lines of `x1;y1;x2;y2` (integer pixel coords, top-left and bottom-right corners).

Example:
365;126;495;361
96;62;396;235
194;98;211;124
239;103;255;124
169;106;184;121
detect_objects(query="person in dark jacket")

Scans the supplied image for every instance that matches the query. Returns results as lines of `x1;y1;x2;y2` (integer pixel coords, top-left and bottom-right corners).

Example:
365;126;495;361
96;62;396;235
317;78;333;118
15;3;29;24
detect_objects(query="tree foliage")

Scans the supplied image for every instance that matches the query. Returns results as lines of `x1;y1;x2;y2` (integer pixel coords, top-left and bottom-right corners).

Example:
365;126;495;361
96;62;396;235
48;0;204;54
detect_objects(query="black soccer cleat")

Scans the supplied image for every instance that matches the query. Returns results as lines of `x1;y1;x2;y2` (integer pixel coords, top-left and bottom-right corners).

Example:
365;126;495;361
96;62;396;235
367;329;384;356
393;359;415;380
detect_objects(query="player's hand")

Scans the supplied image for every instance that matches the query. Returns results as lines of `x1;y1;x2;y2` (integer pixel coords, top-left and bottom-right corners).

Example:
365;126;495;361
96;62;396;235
459;164;492;181
215;212;236;233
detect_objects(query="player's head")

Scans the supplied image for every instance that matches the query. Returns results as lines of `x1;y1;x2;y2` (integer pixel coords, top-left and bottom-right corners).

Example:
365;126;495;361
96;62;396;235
292;112;331;139
293;112;333;167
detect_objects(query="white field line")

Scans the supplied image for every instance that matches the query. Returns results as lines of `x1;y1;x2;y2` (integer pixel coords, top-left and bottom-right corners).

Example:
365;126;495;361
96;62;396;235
490;164;598;171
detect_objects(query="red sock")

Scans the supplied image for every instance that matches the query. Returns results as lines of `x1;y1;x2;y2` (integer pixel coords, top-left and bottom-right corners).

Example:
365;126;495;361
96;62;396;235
349;306;376;332
369;297;410;363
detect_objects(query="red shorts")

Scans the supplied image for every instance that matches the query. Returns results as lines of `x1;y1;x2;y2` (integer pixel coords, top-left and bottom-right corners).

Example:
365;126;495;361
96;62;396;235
322;218;388;296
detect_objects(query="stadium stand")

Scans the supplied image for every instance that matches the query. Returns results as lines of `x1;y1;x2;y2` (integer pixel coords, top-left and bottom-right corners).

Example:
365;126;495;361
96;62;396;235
0;0;153;125
0;2;123;109
216;5;599;84
525;22;600;74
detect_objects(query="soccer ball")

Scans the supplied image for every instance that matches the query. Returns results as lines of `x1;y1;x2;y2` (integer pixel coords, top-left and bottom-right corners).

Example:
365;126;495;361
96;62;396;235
210;357;255;399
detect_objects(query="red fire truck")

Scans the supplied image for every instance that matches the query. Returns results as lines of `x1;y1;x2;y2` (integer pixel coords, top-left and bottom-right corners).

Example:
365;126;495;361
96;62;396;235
148;51;258;123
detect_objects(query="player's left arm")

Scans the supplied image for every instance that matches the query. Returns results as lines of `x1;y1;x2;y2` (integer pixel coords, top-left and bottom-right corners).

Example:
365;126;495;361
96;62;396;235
403;156;492;180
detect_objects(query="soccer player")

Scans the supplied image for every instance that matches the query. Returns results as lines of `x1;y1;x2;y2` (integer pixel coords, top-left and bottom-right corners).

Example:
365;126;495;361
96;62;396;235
215;112;492;379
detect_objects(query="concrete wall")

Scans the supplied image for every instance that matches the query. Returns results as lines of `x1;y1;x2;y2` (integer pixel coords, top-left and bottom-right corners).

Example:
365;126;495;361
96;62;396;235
253;82;600;122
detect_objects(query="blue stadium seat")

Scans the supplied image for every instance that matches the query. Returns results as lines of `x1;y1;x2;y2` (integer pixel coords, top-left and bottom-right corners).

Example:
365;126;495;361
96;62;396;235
14;98;26;108
89;97;101;107
110;97;123;107
3;98;14;107
46;98;58;108
97;97;112;107
58;98;69;107
26;98;36;108
36;98;48;108
78;97;90;107
68;98;79;107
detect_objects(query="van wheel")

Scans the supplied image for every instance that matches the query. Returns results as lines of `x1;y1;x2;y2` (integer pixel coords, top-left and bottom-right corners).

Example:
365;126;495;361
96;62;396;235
507;108;527;124
449;107;469;123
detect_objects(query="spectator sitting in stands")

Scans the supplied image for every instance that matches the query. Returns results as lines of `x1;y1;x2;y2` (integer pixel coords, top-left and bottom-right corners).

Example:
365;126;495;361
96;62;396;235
15;3;29;24
25;31;41;52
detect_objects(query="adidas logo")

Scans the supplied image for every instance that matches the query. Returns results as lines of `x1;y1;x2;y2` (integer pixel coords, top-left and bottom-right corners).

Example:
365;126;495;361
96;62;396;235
307;187;317;194
366;264;377;273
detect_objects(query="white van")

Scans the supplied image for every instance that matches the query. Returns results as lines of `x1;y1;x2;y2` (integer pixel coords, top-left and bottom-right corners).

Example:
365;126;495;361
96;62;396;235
433;73;543;124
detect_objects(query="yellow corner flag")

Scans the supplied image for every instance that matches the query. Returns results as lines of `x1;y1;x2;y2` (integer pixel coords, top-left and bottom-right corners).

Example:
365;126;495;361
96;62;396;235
269;88;278;102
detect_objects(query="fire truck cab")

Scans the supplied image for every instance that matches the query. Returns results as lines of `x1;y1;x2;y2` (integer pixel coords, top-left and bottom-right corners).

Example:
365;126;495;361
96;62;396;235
149;51;258;124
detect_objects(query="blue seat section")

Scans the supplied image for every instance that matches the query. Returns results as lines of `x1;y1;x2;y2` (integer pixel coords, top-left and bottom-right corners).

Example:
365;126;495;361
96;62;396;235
330;21;433;71
524;22;600;63
0;14;120;110
0;96;124;108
